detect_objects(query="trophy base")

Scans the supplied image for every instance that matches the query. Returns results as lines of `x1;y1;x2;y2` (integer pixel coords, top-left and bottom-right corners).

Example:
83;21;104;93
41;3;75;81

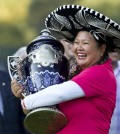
24;107;68;134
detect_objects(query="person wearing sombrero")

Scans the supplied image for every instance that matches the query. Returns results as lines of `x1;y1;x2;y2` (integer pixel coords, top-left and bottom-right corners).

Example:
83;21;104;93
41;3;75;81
11;5;120;134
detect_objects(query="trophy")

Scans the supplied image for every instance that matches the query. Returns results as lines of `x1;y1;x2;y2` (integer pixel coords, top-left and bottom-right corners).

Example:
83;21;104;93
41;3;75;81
7;29;69;134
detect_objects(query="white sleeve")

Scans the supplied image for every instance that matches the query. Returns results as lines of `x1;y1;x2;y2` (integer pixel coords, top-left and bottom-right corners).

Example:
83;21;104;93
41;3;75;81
23;80;85;110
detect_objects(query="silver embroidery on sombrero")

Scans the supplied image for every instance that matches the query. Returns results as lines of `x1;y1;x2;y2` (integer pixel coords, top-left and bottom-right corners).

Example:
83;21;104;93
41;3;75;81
49;15;62;31
90;30;107;42
114;38;120;47
107;25;120;38
85;13;108;29
75;10;91;28
54;13;72;30
50;13;75;39
69;15;82;30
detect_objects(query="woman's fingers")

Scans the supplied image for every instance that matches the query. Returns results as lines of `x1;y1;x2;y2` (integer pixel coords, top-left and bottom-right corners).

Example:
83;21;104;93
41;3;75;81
16;89;24;98
11;78;24;99
21;100;30;115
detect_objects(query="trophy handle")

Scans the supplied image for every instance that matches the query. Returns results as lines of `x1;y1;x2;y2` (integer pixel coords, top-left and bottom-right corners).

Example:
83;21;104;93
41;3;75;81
7;56;23;81
7;56;28;98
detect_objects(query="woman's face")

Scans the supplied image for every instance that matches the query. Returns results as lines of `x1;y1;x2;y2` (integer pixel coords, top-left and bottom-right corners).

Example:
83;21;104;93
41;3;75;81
73;31;106;69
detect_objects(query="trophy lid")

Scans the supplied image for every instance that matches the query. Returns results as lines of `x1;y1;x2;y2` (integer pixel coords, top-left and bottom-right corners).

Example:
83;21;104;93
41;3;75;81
26;29;64;54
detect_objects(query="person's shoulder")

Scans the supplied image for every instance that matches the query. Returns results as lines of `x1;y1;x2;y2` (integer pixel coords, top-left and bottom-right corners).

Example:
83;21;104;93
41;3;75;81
83;64;106;74
86;59;112;72
81;63;111;82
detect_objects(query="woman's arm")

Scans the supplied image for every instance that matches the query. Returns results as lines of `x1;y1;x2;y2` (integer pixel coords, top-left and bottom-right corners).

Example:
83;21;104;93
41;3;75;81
22;81;85;110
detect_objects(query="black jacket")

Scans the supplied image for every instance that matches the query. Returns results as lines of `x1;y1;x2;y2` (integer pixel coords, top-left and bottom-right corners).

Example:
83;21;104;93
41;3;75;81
0;70;30;134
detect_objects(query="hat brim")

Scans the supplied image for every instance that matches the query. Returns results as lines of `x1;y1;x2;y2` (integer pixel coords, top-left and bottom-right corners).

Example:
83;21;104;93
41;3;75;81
45;5;120;52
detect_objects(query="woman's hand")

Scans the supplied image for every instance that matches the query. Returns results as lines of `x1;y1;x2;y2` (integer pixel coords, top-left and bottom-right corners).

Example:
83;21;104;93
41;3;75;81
11;78;24;99
21;99;31;115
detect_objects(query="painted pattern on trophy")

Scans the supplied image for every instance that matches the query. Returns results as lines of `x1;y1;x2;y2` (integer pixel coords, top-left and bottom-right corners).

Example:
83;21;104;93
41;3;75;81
29;44;62;67
20;44;66;96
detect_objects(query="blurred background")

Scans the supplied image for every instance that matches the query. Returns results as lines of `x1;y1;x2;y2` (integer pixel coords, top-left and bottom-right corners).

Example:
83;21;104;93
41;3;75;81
0;0;120;71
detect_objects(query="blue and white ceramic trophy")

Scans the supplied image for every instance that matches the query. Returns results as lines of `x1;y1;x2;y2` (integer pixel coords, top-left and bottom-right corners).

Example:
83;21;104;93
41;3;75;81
7;29;68;134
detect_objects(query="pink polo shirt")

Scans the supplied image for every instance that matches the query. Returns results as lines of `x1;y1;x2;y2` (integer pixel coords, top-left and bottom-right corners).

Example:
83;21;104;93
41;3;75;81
57;59;116;134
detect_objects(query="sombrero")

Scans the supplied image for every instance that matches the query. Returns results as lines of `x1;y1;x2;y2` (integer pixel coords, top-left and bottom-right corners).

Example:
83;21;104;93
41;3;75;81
45;5;120;52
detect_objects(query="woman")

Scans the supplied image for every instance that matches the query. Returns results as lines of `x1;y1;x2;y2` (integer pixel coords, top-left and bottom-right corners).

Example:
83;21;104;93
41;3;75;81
11;5;120;134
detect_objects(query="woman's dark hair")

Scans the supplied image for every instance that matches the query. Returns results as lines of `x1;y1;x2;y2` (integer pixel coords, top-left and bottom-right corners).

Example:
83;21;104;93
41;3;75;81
94;37;109;65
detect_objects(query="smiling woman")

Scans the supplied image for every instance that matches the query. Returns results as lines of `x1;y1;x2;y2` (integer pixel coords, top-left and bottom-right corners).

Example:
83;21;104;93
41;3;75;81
11;5;120;134
73;31;106;69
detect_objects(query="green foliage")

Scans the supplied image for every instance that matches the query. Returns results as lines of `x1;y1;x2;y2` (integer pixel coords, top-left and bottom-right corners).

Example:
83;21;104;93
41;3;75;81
27;0;76;33
0;23;26;47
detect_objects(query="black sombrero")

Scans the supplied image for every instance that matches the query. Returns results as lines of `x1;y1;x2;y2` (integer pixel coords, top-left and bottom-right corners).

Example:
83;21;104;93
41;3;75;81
45;5;120;52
